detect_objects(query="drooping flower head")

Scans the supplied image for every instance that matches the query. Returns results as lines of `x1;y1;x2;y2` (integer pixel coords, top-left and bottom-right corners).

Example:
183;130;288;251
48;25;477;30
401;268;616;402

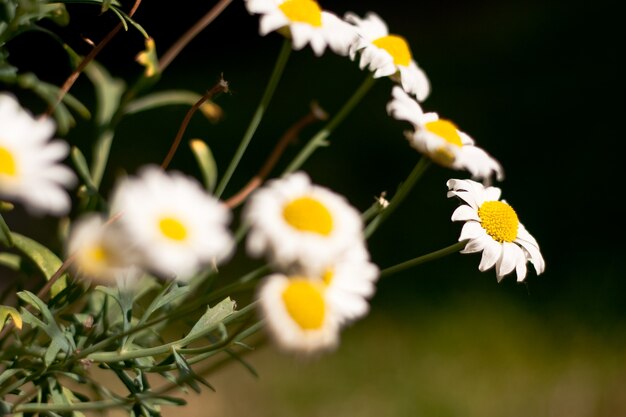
388;86;503;183
0;93;76;215
258;273;340;353
244;172;364;271
67;214;139;285
245;0;357;56
447;179;545;281
345;12;430;101
110;166;233;281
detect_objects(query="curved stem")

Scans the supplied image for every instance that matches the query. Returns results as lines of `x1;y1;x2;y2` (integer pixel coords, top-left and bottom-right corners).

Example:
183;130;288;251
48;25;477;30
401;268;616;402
158;0;233;72
283;74;376;175
215;39;292;198
364;157;431;238
379;240;468;278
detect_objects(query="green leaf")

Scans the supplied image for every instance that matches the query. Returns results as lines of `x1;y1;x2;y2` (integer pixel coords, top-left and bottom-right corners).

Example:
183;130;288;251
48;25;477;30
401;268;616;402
189;139;218;193
0;305;22;330
0;213;13;247
109;5;148;38
10;233;68;297
124;90;204;115
185;297;236;342
172;348;214;393
83;60;125;126
0;253;22;271
70;146;97;192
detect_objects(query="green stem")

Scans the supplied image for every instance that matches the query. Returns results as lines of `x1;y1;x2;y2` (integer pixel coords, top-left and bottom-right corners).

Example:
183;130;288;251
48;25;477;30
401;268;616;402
364;157;431;238
215;39;292;198
283;74;376;175
14;399;131;413
379;240;468;278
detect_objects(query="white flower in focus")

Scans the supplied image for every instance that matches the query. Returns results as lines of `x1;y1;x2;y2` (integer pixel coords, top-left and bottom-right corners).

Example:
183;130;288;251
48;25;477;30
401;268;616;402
110;166;233;280
345;12;430;101
318;244;379;325
244;172;364;271
258;273;340;353
447;179;545;282
245;0;357;56
388;86;503;183
68;214;139;285
0;93;75;215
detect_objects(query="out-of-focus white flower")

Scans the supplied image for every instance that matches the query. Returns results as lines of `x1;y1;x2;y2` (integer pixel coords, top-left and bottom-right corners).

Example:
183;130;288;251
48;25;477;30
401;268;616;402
447;179;545;281
110;166;233;281
0;93;75;215
244;172;363;271
245;0;357;56
388;86;503;183
345;12;430;101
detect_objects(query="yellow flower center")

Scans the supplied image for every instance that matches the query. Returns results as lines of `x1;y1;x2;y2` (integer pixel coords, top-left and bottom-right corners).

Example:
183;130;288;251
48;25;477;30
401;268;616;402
282;196;333;236
279;0;322;27
372;35;412;66
322;269;334;286
0;146;17;177
159;217;188;241
87;245;108;263
282;278;325;330
477;201;519;243
425;120;463;147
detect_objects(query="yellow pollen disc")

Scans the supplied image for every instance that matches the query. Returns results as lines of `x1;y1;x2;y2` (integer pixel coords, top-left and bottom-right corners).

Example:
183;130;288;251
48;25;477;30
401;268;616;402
425;120;463;147
372;35;412;66
322;269;334;286
0;146;17;177
159;217;188;241
279;0;322;27
478;201;519;243
282;279;325;330
87;245;108;263
282;196;333;236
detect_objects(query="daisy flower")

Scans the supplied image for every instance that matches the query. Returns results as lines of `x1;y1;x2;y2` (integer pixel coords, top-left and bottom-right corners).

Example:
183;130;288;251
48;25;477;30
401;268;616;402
244;172;364;271
447;179;545;282
67;214;139;285
0;93;75;215
319;244;379;325
258;273;340;353
245;0;357;56
388;86;503;183
110;166;233;281
345;12;430;101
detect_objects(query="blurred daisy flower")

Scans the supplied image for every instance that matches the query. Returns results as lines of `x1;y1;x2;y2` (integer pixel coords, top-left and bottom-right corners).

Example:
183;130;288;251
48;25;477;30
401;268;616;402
258;273;340;353
345;12;430;101
388;86;503;183
245;0;357;56
0;93;76;215
68;214;139;285
244;172;363;271
447;179;545;282
110;166;233;281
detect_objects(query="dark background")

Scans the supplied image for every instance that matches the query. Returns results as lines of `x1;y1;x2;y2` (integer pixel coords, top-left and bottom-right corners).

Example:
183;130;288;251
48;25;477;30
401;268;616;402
3;0;625;414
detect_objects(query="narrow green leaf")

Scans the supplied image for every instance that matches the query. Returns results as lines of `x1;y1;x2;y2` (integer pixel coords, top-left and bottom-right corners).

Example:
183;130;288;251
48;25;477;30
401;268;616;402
10;233;68;297
0;213;13;247
172;349;214;393
123;90;203;115
83;61;125;126
70;146;97;192
185;297;236;342
110;6;148;38
0;369;21;386
0;305;22;330
190;139;218;193
91;129;114;189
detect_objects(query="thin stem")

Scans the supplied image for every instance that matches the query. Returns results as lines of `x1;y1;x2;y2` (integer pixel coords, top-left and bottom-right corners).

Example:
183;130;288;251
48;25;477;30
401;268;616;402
283;74;376;175
224;103;327;208
14;399;131;413
45;0;143;116
215;39;292;198
161;79;229;169
364;157;431;238
158;0;233;72
379;240;468;278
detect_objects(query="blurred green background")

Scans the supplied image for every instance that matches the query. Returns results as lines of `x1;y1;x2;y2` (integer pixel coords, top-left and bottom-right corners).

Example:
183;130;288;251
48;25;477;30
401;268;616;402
3;0;625;415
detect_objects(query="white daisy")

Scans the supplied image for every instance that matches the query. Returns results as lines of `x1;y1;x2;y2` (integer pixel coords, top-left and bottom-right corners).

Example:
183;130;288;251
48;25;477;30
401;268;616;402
388;86;503;183
345;12;430;101
67;214;139;285
258;273;340;353
109;166;234;281
245;0;357;56
447;179;545;282
318;244;379;325
244;172;364;271
0;93;75;215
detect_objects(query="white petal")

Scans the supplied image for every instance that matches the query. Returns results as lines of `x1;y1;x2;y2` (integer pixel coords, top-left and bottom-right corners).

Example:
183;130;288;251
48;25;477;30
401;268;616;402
451;205;480;222
479;239;502;271
459;221;484;242
495;242;520;279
